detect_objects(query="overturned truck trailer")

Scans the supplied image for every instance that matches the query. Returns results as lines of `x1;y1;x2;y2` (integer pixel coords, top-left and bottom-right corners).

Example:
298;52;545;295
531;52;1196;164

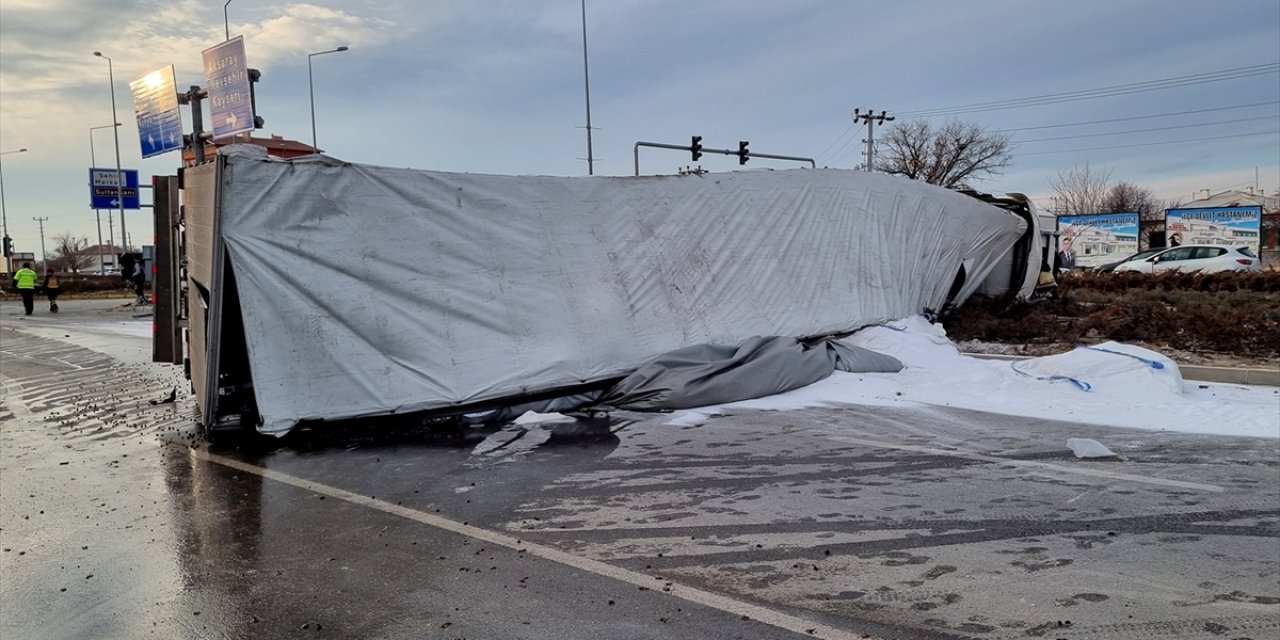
166;146;1033;436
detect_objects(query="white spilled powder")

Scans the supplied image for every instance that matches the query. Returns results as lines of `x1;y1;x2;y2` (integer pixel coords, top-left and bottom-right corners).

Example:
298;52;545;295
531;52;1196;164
667;316;1280;439
1066;437;1117;458
514;411;570;425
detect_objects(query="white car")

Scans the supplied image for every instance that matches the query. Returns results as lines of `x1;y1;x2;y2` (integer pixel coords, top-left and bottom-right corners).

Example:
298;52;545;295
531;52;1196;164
1112;244;1261;274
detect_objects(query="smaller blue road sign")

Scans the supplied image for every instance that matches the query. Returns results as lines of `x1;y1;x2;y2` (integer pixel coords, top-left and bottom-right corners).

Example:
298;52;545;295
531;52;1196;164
203;36;255;138
130;65;184;159
89;168;140;210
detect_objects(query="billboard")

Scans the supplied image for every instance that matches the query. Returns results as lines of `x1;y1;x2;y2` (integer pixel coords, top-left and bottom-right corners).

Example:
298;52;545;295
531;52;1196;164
1056;213;1140;269
1165;206;1262;254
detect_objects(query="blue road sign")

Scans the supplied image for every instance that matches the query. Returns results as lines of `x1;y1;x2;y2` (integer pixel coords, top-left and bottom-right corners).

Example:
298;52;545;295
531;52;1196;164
89;168;141;210
203;36;255;138
130;65;184;159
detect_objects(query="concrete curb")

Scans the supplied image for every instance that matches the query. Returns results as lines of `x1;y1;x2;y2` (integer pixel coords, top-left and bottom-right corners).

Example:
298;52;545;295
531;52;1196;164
964;353;1280;387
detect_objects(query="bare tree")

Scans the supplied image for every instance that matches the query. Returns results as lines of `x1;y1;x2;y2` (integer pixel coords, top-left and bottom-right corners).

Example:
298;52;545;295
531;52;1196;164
875;119;1014;189
1102;182;1165;221
50;232;93;273
1049;163;1113;216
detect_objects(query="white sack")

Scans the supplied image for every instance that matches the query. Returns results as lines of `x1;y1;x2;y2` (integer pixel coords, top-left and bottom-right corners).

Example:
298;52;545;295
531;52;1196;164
215;149;1024;434
1012;342;1184;395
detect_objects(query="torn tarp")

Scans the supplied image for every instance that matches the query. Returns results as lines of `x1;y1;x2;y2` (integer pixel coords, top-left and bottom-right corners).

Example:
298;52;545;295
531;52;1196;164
601;336;902;411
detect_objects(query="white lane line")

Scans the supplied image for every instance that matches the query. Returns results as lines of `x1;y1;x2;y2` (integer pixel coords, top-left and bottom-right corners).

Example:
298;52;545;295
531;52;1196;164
192;448;882;640
825;435;1224;493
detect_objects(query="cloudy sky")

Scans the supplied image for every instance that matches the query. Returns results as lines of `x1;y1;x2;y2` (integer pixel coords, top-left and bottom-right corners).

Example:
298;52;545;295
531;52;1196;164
1;0;1277;254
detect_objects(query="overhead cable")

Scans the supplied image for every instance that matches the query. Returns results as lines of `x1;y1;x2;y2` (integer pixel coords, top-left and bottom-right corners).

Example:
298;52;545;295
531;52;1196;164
1015;114;1280;143
897;63;1279;117
1017;129;1279;156
997;100;1280;132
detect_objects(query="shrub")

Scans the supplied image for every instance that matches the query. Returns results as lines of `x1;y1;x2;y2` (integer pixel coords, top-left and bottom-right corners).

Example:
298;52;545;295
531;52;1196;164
948;272;1280;358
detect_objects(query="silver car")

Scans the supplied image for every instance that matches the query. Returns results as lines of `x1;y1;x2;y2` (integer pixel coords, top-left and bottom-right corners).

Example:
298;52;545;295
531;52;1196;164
1112;244;1261;273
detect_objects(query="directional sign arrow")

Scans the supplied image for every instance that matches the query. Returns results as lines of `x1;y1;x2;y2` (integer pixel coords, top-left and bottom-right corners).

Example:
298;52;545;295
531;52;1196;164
227;111;238;128
110;199;120;207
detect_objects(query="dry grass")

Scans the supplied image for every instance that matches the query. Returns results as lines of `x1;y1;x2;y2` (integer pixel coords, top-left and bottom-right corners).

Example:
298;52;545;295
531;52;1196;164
947;271;1280;359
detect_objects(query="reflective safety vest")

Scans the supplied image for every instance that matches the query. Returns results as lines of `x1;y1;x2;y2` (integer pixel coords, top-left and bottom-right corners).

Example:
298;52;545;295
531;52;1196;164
13;268;37;289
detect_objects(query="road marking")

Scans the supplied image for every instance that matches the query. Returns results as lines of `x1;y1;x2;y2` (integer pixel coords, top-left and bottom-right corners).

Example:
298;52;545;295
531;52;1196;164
192;447;882;640
825;435;1224;493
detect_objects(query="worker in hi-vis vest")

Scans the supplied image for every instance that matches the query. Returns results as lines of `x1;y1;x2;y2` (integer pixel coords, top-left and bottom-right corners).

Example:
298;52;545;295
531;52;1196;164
11;261;37;316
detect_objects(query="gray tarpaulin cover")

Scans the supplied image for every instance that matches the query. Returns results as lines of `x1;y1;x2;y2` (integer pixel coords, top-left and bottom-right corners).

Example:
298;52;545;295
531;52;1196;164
602;336;903;411
213;147;1024;434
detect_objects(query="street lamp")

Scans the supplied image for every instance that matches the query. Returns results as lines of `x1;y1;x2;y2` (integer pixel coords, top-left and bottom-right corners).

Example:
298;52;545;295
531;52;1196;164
90;124;121;273
0;147;29;258
93;51;128;252
308;46;349;154
224;0;233;40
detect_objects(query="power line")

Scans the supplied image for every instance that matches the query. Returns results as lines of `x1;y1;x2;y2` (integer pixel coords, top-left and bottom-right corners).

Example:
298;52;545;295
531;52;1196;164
814;122;856;164
821;133;862;167
902;64;1278;117
1018;129;1279;156
997;100;1280;132
1015;114;1280;143
898;63;1279;117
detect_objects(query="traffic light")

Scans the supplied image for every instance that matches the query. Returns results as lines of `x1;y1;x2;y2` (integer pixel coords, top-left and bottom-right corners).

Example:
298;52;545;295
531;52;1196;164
691;135;703;162
738;140;750;165
2;235;11;258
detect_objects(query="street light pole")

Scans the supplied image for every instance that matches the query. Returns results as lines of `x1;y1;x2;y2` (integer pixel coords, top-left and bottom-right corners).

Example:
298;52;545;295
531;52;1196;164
90;124;119;273
224;0;233;40
0;147;29;255
308;46;349;154
94;51;128;252
580;0;595;175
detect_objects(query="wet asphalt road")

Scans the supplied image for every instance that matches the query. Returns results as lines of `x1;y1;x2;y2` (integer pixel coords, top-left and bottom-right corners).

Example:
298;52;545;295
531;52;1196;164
2;299;1278;640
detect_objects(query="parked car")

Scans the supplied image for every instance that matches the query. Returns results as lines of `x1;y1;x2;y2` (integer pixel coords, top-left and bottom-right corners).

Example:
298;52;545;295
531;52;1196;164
1095;248;1165;273
1111;244;1261;274
102;266;121;276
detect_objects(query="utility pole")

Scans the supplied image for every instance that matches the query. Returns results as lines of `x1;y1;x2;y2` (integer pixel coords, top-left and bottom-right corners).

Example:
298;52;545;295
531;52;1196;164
579;0;596;175
33;216;48;267
853;108;894;171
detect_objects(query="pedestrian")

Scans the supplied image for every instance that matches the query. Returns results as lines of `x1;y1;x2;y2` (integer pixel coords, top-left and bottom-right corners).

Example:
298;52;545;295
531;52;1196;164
43;267;60;313
11;261;38;316
131;261;146;305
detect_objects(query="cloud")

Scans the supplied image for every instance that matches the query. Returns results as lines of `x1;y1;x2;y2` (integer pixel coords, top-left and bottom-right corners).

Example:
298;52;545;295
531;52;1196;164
0;2;400;141
236;4;396;68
